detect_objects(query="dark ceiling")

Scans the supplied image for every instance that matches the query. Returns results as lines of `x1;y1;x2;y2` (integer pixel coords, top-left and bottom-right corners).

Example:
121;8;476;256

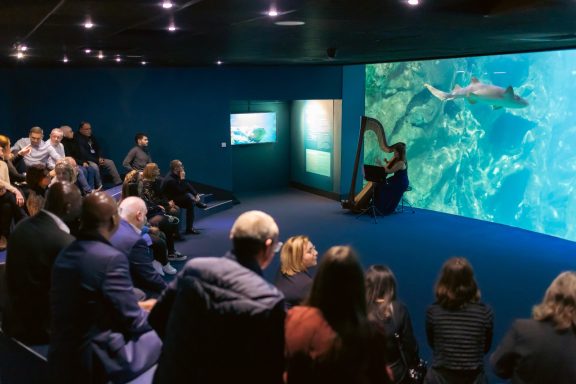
1;0;576;68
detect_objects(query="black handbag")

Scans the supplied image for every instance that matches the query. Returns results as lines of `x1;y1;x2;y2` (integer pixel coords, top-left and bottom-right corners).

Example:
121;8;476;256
391;307;427;384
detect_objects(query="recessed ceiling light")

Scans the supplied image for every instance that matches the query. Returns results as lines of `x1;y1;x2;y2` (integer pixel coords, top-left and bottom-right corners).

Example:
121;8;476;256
274;21;305;26
216;60;223;65
115;56;122;63
141;61;147;65
19;44;28;52
407;0;419;5
162;1;174;9
98;51;104;59
63;56;69;63
84;18;94;29
267;9;279;17
84;48;92;54
16;52;24;59
168;23;176;32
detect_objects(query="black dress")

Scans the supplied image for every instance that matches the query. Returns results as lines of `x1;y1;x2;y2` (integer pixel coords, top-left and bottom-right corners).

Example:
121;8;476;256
274;270;313;309
375;168;409;215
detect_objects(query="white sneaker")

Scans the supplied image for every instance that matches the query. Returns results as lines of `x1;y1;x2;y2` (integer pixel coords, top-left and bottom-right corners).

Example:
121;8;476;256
152;260;165;276
167;251;187;261
162;262;177;275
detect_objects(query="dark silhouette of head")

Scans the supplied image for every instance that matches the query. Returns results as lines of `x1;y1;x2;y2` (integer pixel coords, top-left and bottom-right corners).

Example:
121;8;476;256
365;265;398;320
80;192;120;239
44;181;82;223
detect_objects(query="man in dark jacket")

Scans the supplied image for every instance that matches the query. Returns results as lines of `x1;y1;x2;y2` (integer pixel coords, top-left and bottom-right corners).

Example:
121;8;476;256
3;182;82;345
75;121;122;185
149;210;285;384
161;159;206;235
122;133;151;172
111;196;167;298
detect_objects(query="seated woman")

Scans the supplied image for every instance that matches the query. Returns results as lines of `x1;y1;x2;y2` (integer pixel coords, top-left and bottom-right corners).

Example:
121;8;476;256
366;265;421;384
24;164;51;216
284;245;390;384
0;134;26;250
375;142;409;215
490;271;576;383
425;257;493;384
274;235;318;309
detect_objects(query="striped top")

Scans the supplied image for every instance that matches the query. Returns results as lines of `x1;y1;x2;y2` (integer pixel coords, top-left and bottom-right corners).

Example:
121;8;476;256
426;302;493;370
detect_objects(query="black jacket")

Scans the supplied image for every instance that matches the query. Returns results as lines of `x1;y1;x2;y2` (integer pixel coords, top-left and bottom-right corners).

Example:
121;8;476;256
150;252;285;384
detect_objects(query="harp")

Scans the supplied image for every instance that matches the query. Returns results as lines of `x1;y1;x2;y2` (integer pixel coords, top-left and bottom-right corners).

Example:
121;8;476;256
342;116;391;212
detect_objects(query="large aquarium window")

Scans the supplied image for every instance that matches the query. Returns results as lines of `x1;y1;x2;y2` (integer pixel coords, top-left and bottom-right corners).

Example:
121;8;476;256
365;50;576;242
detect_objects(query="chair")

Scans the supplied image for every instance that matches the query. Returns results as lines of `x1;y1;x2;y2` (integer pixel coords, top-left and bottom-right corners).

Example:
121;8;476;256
356;165;386;223
397;186;415;214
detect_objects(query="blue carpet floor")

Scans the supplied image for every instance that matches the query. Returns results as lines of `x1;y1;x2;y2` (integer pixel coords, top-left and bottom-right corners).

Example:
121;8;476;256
184;188;576;381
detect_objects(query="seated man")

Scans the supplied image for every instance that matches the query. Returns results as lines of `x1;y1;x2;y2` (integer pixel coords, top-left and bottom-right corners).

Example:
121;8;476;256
123;133;152;172
111;196;168;299
60;125;99;190
3;182;82;345
11;126;62;172
149;210;285;383
75;121;122;186
161;159;207;235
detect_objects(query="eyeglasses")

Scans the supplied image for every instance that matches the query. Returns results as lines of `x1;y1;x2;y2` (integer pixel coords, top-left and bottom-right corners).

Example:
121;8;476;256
273;241;283;253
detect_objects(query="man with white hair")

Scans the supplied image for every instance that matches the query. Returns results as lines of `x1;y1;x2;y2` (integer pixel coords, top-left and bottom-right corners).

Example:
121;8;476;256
149;210;285;384
110;196;171;297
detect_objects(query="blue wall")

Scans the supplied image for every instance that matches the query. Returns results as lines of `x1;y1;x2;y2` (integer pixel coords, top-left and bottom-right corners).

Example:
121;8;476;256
1;66;350;192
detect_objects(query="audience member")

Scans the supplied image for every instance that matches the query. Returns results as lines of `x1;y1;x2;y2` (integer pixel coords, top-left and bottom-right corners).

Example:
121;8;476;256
53;156;94;195
3;182;82;345
46;128;65;169
366;265;420;384
60;124;99;190
161;159;207;235
149;210;285;383
490;271;576;383
0;134;26;185
0;135;26;249
284;245;390;384
11;126;62;171
75;121;122;185
275;235;318;309
425;257;493;384
123;133;151;172
24;163;51;216
111;196;168;298
49;192;160;383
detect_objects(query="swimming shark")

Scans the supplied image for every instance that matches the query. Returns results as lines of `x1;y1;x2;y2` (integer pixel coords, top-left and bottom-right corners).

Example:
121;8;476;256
424;77;528;109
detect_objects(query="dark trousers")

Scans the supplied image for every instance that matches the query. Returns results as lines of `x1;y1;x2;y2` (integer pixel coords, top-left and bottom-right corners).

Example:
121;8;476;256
0;191;26;237
173;193;197;231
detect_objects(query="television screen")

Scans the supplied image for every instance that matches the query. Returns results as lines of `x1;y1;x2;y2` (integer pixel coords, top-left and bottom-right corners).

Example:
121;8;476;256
230;112;277;145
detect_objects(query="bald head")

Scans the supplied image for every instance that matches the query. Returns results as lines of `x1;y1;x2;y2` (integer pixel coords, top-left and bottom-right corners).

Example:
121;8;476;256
230;210;279;267
44;181;82;223
80;192;120;238
118;196;148;230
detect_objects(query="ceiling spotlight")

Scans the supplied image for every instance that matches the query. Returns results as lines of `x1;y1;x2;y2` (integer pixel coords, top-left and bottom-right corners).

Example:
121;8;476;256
216;60;223;65
141;61;147;65
84;48;92;54
115;56;122;62
63;56;69;63
168;23;176;32
16;51;25;60
84;18;94;29
19;44;28;52
407;0;419;5
267;9;279;17
162;1;174;9
98;51;104;59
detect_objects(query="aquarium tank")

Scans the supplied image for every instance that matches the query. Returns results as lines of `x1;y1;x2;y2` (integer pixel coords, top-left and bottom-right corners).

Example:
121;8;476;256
365;49;576;242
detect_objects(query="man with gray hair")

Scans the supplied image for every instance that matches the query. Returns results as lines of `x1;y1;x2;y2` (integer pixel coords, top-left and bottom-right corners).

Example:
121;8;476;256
149;210;285;384
110;196;169;298
11;126;62;171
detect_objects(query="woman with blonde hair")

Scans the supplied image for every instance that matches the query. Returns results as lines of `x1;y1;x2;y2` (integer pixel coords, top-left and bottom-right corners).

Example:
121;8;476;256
274;235;318;309
425;257;493;384
491;271;576;383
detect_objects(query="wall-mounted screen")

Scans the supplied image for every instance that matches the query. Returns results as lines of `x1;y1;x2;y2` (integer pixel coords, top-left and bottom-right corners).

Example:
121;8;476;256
230;112;277;145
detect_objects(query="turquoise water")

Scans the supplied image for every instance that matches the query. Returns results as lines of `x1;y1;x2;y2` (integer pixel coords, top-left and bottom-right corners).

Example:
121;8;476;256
365;50;576;242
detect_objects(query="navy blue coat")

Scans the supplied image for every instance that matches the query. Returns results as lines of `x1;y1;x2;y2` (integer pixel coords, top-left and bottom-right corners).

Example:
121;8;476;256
110;219;166;298
49;232;153;384
149;252;285;384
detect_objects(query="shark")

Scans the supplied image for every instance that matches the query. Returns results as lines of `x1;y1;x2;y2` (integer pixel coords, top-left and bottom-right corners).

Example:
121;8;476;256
424;77;528;109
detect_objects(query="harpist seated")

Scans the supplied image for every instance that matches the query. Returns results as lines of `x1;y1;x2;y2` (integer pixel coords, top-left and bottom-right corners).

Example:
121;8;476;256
374;142;409;215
